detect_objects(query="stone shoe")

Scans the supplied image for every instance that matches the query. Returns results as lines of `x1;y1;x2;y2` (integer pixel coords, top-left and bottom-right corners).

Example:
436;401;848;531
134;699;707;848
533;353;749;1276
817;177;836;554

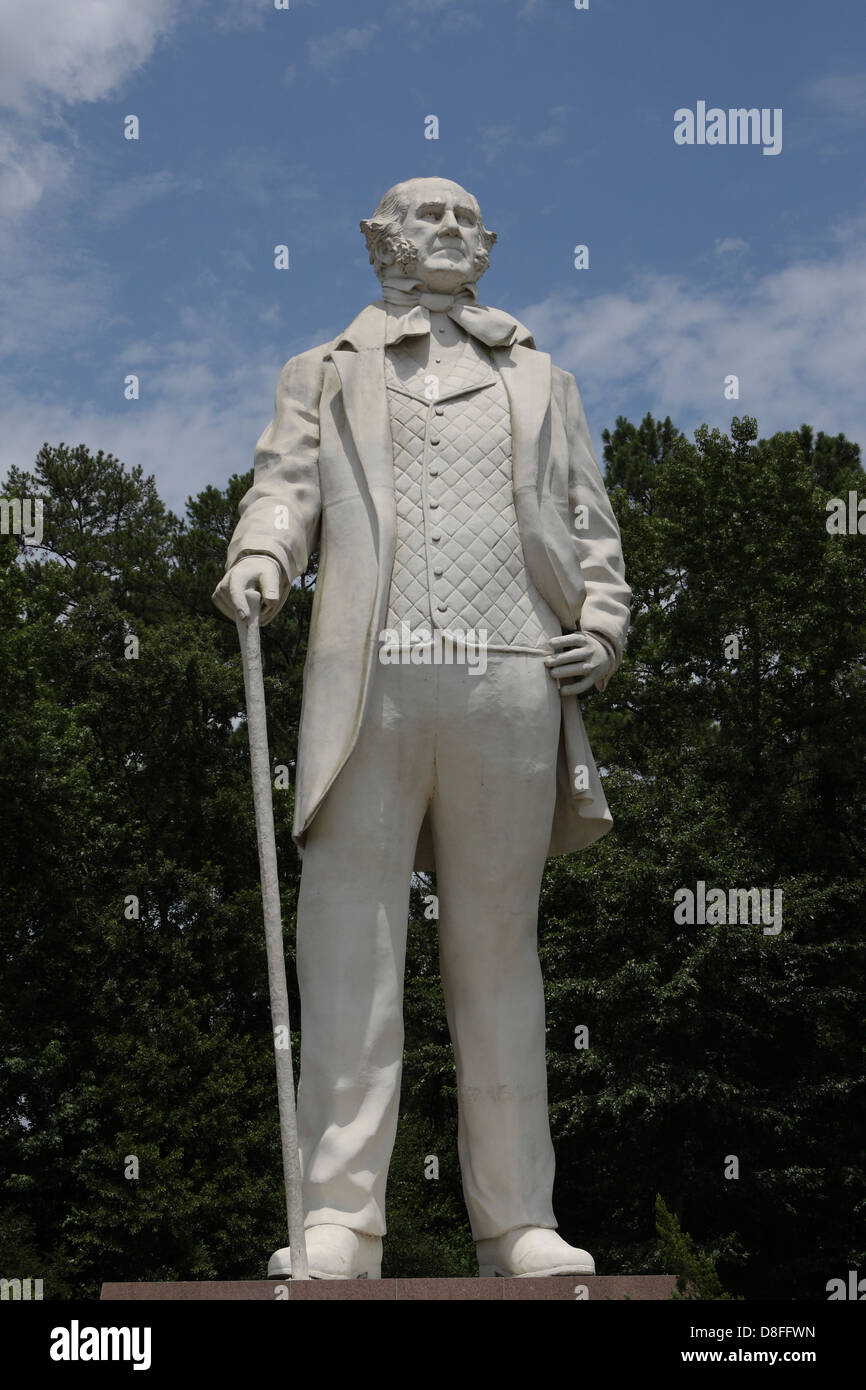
267;1224;382;1280
476;1227;595;1277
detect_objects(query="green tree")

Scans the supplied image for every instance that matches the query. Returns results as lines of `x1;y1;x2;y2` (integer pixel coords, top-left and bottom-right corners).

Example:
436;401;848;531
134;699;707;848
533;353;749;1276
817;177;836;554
1;419;863;1298
538;416;866;1299
655;1194;735;1300
0;444;312;1296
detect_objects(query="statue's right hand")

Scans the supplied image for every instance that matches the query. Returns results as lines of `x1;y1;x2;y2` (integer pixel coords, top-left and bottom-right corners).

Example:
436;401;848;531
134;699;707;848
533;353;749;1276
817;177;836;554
212;554;285;624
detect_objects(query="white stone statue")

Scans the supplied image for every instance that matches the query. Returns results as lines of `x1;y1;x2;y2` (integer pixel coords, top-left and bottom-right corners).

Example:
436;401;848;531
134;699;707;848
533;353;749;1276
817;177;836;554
213;178;631;1279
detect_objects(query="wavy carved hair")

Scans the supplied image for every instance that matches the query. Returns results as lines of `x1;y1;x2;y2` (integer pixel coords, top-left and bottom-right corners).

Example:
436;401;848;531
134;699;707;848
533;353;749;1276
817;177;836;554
360;180;497;283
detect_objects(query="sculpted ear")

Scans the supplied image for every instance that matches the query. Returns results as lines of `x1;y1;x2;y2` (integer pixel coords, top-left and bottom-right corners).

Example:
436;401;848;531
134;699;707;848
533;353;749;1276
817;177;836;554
360;217;389;243
361;217;395;269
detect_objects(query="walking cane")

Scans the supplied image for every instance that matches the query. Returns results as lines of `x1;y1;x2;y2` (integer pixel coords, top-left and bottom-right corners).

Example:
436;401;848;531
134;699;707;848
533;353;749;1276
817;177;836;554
236;587;309;1280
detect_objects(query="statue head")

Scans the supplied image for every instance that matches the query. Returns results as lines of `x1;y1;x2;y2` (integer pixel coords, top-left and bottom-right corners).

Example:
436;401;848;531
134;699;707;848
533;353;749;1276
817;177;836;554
361;177;497;294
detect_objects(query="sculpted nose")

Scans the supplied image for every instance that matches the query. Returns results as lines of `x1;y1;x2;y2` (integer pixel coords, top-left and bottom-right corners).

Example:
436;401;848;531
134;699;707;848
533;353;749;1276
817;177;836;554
439;210;461;235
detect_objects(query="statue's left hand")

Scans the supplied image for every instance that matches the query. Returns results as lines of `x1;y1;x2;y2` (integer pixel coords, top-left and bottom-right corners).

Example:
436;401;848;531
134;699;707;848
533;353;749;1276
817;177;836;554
544;632;611;695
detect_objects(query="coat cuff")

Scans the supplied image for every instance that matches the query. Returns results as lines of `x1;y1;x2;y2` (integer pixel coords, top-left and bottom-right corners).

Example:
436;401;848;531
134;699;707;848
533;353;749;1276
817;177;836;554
582;628;619;693
232;547;293;585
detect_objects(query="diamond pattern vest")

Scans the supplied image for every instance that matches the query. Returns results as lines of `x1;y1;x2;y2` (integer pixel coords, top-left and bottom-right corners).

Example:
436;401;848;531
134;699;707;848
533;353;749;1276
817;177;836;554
384;335;561;651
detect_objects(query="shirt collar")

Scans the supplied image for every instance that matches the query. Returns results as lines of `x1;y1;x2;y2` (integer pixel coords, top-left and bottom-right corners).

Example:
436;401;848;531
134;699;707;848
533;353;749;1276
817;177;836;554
330;300;536;353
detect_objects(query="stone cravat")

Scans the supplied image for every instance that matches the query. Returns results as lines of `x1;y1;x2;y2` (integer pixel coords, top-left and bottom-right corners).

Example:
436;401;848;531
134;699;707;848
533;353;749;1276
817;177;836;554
380;274;535;351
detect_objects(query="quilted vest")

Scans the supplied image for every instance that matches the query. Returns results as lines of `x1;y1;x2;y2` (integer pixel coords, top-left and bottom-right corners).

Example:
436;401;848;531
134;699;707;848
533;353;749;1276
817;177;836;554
384;335;561;651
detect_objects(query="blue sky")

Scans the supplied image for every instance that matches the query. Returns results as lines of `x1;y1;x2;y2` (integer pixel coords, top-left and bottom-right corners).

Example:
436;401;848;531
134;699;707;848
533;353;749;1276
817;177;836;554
1;0;864;514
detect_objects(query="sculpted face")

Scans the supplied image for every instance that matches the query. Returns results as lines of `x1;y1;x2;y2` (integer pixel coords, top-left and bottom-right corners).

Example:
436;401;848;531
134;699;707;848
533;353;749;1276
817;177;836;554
398;178;484;291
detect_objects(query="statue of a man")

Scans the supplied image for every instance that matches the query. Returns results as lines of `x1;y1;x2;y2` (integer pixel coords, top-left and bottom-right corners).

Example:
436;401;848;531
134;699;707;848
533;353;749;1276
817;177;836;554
213;178;631;1280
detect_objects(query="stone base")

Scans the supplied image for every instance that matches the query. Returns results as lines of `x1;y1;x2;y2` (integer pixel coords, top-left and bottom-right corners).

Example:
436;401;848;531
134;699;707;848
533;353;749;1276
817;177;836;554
101;1275;676;1301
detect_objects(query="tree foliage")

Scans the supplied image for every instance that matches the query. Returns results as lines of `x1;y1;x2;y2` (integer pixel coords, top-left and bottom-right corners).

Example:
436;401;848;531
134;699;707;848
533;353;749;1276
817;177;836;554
1;419;863;1299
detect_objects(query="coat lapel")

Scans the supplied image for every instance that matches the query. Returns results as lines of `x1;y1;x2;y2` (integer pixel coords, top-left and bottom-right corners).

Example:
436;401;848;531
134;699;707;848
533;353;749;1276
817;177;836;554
494;342;574;627
326;306;397;637
328;349;394;494
495;343;552;495
326;304;396;560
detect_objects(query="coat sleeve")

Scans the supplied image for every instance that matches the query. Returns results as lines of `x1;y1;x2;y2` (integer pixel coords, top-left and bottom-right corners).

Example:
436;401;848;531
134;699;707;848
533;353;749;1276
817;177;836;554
221;348;325;616
562;369;632;687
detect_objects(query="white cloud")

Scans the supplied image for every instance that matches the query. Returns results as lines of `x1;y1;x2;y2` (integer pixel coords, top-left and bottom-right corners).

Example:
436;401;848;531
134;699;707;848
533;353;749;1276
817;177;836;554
0;326;295;516
94;170;187;223
210;0;322;31
479;124;514;163
805;73;866;122
0;0;181;220
394;0;483;30
214;148;319;210
0;0;179;112
480;109;568;162
308;24;378;72
520;219;866;448
715;237;750;256
0;253;117;359
525;126;562;149
0;127;72;215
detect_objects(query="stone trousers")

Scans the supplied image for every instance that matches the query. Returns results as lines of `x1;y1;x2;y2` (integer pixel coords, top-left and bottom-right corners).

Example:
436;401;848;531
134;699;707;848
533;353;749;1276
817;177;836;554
294;652;562;1241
